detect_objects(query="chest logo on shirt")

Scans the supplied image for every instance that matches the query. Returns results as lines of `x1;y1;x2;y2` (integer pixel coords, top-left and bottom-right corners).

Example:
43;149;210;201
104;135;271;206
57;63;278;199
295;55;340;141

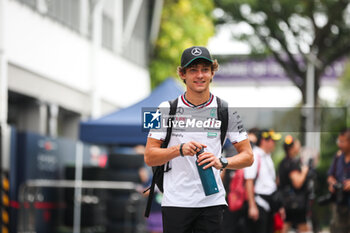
176;107;184;115
210;109;216;117
207;132;218;138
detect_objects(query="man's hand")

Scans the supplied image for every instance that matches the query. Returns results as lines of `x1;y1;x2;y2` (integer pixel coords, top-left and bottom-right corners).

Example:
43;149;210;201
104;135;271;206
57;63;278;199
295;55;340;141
327;176;337;193
248;204;259;221
145;138;205;166
197;152;222;170
279;207;286;220
181;141;207;156
343;179;350;191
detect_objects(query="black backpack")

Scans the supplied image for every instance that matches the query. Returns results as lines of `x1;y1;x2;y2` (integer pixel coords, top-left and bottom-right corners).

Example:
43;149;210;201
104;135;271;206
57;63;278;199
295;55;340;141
144;96;228;217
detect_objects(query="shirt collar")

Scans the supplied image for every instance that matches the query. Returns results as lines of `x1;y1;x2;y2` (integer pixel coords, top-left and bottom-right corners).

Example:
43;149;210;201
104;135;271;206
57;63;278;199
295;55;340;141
181;92;214;109
255;146;271;157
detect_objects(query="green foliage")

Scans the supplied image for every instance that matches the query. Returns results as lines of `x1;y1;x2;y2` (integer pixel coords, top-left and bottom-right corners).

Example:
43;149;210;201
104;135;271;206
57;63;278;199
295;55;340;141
150;0;215;88
337;60;350;109
215;0;350;106
336;60;350;128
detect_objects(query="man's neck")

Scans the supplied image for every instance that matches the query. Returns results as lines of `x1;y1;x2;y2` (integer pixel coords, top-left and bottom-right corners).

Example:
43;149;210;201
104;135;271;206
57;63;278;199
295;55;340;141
184;91;210;106
345;152;350;163
259;145;270;155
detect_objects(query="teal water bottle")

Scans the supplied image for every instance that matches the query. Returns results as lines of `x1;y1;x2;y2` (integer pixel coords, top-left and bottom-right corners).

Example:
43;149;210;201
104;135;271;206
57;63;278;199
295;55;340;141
196;148;219;196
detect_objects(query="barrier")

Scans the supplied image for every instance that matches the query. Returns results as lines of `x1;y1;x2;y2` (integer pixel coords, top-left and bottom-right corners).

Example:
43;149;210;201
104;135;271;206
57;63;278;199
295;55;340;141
17;179;146;233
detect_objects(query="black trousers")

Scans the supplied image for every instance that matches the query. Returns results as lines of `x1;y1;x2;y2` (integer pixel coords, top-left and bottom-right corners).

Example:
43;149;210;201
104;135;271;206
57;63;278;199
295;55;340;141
222;202;248;233
162;205;225;233
246;205;273;233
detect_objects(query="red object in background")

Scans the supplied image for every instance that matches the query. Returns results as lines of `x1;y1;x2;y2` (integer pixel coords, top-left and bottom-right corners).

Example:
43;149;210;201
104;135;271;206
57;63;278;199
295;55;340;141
44;141;53;151
98;154;108;168
43;210;51;222
227;169;246;211
273;212;284;232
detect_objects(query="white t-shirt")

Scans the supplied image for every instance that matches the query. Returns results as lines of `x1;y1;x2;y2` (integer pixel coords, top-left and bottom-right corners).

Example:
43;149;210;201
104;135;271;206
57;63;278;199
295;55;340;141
148;94;248;207
244;146;277;211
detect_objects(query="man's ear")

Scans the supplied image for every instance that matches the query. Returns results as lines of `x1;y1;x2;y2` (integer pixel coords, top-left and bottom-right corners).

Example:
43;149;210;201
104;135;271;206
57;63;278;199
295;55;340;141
210;71;215;83
179;72;186;80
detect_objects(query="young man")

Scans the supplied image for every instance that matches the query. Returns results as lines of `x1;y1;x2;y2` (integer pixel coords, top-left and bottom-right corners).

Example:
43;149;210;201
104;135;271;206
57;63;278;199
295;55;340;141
144;46;253;233
244;129;283;233
327;128;350;233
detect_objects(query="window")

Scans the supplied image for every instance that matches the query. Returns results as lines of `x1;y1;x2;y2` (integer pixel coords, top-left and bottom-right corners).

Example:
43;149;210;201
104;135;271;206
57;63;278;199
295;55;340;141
46;0;80;32
102;13;114;51
17;0;36;9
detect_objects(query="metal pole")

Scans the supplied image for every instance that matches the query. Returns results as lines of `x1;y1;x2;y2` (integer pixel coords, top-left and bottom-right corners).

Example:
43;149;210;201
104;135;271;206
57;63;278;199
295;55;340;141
305;59;315;150
73;141;84;233
90;0;104;118
23;179;139;190
0;0;8;230
305;51;322;155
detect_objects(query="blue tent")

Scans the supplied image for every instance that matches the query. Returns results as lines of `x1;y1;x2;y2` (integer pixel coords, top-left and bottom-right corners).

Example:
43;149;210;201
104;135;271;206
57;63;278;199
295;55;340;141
79;78;184;145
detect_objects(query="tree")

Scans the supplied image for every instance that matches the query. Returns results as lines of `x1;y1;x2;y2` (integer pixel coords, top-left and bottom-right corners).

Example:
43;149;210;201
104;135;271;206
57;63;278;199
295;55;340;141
337;60;350;126
215;0;350;107
150;0;215;88
338;61;350;105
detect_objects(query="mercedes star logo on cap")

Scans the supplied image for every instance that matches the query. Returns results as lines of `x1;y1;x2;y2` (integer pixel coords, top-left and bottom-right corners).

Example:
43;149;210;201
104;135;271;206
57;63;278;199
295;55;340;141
191;48;202;56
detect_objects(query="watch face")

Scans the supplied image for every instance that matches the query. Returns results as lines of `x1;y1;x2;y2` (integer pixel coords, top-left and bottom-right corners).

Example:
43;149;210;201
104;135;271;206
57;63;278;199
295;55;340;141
220;157;228;168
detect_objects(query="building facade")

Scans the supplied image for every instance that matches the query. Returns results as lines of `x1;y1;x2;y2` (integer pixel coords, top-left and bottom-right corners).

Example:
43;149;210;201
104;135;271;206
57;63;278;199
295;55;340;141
0;0;162;140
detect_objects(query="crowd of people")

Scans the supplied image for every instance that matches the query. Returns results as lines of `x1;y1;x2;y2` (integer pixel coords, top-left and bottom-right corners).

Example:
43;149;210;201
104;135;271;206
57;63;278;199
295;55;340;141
222;128;350;233
222;129;311;233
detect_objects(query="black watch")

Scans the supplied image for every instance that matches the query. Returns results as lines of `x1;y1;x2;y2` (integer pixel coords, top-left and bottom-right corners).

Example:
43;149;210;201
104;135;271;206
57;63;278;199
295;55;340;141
219;157;228;169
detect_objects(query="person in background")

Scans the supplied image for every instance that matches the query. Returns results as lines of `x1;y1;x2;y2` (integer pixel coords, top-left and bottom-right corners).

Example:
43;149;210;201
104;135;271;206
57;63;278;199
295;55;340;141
247;127;259;148
278;135;310;233
221;128;259;233
244;129;283;233
327;128;350;233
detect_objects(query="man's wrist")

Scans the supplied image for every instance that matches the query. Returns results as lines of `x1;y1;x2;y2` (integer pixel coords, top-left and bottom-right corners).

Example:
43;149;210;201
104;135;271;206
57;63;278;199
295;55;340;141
179;143;185;157
219;157;228;169
248;201;257;208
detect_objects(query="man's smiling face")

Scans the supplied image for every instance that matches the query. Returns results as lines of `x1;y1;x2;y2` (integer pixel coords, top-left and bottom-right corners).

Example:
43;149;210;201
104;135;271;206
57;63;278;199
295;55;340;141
180;60;214;94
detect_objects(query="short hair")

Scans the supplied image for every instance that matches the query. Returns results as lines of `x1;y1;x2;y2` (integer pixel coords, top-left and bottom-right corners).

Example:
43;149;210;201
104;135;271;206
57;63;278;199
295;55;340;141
248;127;259;135
256;129;281;146
177;59;219;83
256;130;266;147
283;135;295;156
339;128;350;139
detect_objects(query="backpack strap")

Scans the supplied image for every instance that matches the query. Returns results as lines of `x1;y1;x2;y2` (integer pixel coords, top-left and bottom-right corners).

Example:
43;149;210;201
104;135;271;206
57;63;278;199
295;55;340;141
144;166;161;217
144;97;178;218
161;97;178;148
216;96;229;152
162;97;178;172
